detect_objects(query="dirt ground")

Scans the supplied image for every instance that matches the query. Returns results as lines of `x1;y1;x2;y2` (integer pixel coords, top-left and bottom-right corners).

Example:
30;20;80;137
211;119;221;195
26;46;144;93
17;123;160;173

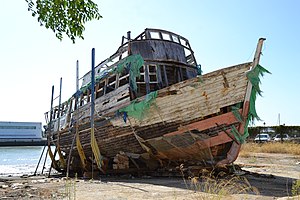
1;153;300;200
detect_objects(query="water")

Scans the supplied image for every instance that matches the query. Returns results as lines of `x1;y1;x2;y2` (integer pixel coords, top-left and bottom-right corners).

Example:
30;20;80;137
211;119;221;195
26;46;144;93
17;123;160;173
0;146;51;176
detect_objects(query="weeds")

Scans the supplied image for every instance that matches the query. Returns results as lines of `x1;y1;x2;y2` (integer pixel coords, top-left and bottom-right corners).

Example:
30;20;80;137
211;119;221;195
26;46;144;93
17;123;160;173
292;179;300;197
64;173;77;200
179;165;259;199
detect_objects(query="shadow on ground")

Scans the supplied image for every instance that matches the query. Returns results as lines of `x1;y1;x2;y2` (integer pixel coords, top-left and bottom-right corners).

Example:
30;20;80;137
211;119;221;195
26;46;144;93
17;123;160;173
97;172;296;198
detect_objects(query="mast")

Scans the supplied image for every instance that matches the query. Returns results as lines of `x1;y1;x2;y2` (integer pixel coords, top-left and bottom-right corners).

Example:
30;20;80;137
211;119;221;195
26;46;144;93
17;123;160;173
90;48;104;176
253;38;266;68
217;38;266;166
241;38;266;119
76;60;79;92
57;77;62;131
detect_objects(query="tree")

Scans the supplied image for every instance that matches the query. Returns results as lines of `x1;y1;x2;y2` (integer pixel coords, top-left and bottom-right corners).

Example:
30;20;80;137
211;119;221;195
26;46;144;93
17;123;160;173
26;0;102;43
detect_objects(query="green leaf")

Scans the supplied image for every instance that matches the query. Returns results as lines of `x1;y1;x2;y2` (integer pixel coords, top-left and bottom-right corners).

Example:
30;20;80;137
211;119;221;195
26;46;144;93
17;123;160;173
26;0;102;43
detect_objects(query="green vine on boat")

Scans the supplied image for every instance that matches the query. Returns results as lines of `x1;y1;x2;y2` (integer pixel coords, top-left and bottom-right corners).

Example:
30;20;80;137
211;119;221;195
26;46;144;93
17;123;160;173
231;64;270;143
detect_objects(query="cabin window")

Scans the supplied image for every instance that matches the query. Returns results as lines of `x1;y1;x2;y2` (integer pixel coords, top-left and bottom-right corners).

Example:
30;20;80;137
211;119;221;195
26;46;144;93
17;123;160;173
80;93;88;107
136;64;197;97
119;70;129;87
162;33;171;41
86;89;91;103
148;65;159;92
148;65;157;82
149;31;160;39
96;81;105;99
136;66;145;83
135;65;162;97
172;35;180;43
159;65;169;87
136;66;147;97
74;97;78;110
80;94;84;106
56;108;61;118
161;65;190;85
70;98;76;113
180;38;187;47
60;104;65;116
164;66;177;85
119;50;129;60
57;107;61;118
133;64;196;98
106;75;116;94
52;109;57;119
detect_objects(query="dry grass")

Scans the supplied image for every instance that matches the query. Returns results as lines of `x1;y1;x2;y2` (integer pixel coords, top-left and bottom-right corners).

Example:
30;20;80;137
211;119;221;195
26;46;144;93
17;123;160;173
188;175;259;199
179;165;259;199
240;142;300;157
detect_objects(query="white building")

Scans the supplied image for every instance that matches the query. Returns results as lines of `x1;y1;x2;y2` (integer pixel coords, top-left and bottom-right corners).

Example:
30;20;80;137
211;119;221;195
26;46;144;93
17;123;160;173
0;121;45;145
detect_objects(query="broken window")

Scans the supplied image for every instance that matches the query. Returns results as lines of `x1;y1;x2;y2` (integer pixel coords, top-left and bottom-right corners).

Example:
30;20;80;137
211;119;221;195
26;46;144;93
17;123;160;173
118;70;129;87
106;75;116;94
96;81;105;99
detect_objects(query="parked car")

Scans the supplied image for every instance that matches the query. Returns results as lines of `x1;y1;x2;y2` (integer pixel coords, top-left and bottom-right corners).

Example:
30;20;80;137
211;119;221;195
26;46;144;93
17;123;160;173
254;133;271;142
273;134;290;142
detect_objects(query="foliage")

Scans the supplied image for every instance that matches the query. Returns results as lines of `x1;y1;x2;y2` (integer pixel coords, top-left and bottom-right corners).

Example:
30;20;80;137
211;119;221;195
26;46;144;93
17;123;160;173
292;179;300;196
248;126;261;138
26;0;102;43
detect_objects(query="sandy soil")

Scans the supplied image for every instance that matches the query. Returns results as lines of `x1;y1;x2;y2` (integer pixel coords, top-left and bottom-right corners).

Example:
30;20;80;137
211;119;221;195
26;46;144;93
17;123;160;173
1;153;299;200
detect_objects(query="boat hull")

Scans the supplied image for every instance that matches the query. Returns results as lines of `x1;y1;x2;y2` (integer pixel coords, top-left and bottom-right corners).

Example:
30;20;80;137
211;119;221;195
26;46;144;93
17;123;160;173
52;62;252;173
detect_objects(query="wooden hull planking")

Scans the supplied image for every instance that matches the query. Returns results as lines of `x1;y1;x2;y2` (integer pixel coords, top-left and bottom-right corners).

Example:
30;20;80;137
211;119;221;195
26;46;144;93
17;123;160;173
51;62;252;173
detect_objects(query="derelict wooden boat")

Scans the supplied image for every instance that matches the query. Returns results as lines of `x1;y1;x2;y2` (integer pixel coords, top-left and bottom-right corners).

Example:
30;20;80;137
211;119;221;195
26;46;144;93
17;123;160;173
45;28;268;175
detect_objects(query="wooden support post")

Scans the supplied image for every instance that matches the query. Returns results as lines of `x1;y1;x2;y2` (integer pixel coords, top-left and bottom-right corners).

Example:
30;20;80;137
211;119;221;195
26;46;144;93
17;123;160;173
145;30;151;39
41;145;49;175
74;60;87;172
91;48;95;177
48;85;58;177
73;59;88;171
56;78;66;169
34;143;47;176
58;78;62;122
90;48;104;176
156;66;163;89
66;132;77;178
163;66;169;86
144;65;150;94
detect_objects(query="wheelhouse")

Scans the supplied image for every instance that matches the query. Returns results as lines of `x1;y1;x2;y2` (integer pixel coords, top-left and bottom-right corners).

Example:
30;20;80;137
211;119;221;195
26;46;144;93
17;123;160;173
46;29;200;130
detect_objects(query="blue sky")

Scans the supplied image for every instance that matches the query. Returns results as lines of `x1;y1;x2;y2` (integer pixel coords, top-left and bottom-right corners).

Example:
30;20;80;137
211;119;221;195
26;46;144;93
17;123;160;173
0;1;299;126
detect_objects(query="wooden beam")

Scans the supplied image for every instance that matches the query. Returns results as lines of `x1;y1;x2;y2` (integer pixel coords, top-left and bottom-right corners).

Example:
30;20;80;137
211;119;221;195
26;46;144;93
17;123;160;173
163;66;169;86
144;65;150;94
156;65;163;88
